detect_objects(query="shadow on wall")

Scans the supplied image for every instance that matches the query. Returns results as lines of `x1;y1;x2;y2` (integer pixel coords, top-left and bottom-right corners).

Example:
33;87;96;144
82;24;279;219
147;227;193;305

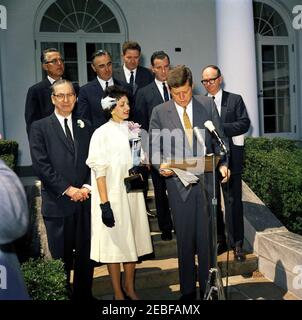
274;259;287;300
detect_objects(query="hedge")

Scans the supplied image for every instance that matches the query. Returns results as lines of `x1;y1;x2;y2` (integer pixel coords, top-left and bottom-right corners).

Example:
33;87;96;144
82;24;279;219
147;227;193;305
243;137;302;235
21;258;68;300
0;140;18;170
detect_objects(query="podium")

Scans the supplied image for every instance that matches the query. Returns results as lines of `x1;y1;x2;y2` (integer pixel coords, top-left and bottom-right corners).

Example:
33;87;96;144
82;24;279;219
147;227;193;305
168;154;226;300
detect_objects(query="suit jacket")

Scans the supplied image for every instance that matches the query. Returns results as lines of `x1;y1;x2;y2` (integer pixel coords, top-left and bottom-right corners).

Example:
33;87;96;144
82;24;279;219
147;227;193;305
25;78;80;136
29;113;92;218
134;81;164;131
76;78;132;130
219;91;250;174
113;65;154;95
149;95;227;202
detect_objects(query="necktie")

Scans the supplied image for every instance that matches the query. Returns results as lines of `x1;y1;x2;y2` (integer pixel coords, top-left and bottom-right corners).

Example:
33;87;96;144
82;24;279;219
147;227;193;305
129;71;134;87
212;95;220;116
64;118;74;153
105;81;109;89
163;82;170;102
183;108;193;147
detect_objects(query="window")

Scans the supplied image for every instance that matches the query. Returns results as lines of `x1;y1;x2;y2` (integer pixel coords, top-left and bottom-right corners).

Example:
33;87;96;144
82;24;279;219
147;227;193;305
40;0;120;33
253;1;296;137
35;0;127;85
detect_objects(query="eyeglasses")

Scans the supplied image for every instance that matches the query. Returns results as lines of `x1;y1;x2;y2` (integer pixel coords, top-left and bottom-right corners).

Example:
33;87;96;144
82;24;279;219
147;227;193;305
201;75;220;85
45;58;64;65
52;93;75;101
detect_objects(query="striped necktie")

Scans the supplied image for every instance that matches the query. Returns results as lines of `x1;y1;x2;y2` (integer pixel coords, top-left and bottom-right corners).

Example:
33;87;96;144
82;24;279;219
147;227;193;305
183;107;193;147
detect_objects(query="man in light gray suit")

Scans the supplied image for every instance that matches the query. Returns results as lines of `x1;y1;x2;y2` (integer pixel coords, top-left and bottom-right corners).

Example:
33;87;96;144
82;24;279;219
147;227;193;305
0;160;29;300
149;65;229;300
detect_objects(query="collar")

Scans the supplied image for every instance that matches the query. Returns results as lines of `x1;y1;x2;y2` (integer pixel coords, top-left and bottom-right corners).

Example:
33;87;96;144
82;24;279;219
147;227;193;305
209;88;222;101
47;76;59;84
54;110;72;123
123;65;137;77
97;76;113;88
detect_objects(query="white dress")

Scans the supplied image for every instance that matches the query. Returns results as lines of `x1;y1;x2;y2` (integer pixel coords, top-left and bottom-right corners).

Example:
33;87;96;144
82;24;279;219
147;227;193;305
86;120;153;263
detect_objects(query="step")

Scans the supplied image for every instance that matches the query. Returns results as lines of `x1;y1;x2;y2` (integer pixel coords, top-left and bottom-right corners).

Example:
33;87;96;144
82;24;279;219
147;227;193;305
92;251;258;297
151;233;177;258
98;272;299;300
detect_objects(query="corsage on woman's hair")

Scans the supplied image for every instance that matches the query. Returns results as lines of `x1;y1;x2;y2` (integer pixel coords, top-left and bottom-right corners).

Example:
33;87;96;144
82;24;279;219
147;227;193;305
101;96;117;110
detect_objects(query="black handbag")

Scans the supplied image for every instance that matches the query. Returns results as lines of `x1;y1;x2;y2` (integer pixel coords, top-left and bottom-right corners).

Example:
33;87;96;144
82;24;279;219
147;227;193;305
124;166;148;193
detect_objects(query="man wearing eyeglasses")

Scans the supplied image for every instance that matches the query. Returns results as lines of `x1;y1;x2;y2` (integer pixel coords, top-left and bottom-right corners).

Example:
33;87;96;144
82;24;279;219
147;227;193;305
29;79;95;300
201;65;250;262
25;48;64;136
77;50;132;130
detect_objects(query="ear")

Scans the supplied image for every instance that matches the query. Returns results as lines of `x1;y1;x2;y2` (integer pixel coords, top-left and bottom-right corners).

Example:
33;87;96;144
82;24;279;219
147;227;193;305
42;63;48;72
51;94;56;105
91;63;96;73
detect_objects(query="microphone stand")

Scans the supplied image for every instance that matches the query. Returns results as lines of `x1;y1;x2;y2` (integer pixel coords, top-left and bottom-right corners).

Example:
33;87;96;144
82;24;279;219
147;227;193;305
204;149;226;300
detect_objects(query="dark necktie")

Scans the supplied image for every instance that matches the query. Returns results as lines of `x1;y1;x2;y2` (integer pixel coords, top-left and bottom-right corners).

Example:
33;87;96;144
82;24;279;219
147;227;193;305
163;82;170;102
64;118;74;153
105;81;109;89
129;71;134;87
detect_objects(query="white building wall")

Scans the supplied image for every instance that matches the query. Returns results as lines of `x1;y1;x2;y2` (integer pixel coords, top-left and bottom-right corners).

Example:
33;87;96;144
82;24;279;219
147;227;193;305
1;0;217;166
1;0;41;165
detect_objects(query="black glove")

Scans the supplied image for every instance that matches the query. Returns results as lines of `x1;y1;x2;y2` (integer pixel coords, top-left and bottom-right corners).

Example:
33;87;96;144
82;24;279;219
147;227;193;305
100;202;115;228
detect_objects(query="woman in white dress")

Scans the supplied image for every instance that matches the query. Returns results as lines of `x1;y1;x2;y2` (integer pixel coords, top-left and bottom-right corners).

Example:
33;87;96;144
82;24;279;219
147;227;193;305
86;86;153;300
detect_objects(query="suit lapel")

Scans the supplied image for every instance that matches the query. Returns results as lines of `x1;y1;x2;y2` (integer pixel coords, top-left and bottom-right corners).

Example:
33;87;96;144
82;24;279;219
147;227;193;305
220;91;228;123
50;114;75;155
151;82;164;104
72;117;80;164
167;101;183;131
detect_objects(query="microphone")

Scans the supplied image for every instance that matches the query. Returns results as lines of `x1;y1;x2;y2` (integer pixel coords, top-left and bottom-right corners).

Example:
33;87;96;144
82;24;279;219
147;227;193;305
193;127;205;146
204;120;228;154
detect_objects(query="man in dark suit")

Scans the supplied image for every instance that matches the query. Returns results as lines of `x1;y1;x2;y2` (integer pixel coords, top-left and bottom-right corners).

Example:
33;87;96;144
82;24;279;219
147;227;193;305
29;79;94;300
201;65;250;262
113;41;154;97
77;49;132;130
25;48;79;136
149;65;229;300
135;51;173;241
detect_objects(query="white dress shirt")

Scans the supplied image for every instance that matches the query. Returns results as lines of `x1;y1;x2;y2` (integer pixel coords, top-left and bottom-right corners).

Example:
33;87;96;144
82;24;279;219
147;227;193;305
97;76;114;91
209;89;222;116
54;111;74;139
123;65;137;83
155;78;170;101
175;99;193;130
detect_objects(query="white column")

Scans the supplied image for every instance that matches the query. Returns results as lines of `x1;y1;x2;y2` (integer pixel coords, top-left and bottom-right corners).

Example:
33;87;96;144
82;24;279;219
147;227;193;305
216;0;259;136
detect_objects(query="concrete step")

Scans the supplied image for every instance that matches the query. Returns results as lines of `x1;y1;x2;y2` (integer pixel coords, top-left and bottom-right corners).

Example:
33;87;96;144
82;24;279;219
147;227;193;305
98;272;299;300
151;233;177;258
92;251;258;297
148;215;160;232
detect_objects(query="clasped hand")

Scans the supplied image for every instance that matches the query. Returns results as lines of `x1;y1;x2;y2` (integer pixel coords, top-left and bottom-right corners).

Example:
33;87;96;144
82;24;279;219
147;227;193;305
66;186;90;202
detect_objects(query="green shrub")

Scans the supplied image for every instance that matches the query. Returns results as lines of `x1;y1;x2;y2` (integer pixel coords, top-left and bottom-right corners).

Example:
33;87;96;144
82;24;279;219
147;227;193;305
243;137;302;235
0;140;18;170
21;258;68;300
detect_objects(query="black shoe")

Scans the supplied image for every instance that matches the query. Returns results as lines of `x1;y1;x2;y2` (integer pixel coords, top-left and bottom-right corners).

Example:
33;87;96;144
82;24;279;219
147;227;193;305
161;231;172;241
217;240;228;255
233;246;246;262
179;292;196;301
